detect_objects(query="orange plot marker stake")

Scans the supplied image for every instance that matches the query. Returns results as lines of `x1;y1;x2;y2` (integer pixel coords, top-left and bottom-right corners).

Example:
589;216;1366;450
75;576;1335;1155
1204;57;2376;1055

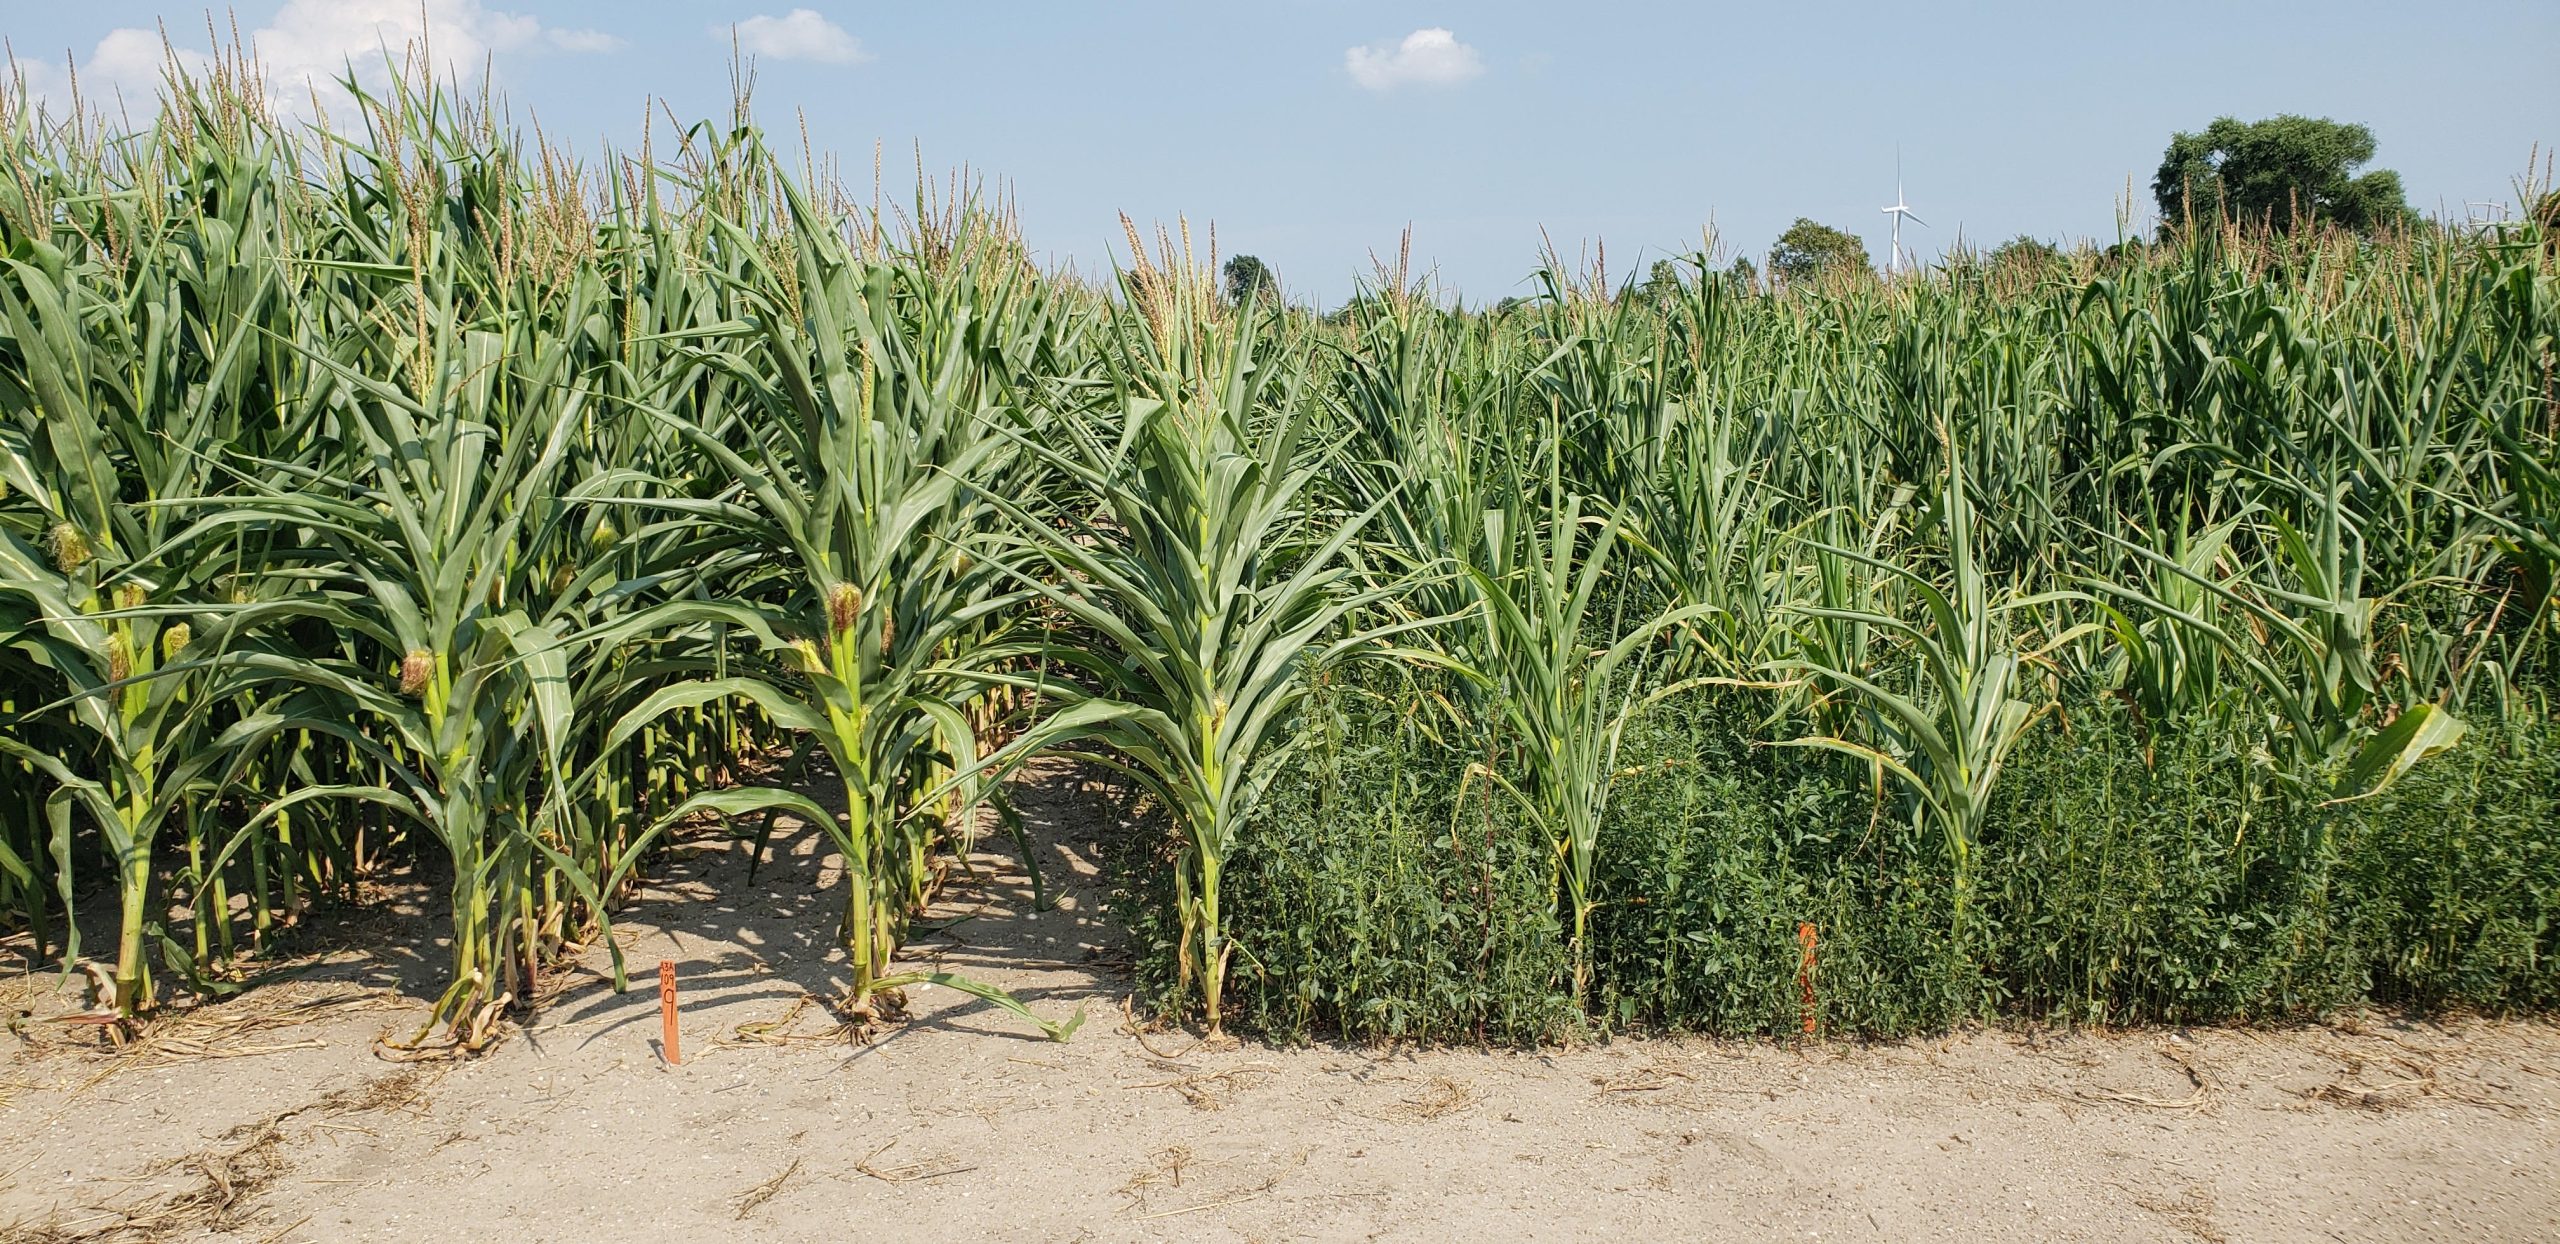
659;959;681;1066
1795;923;1818;1037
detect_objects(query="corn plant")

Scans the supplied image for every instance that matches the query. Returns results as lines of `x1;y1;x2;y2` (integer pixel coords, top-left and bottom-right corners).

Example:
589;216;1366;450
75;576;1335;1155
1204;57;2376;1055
187;245;638;1040
605;176;1065;1018
1774;451;2073;925
0;49;2551;1048
2090;486;2469;799
981;252;1419;1036
0;163;290;1013
1447;486;1717;1002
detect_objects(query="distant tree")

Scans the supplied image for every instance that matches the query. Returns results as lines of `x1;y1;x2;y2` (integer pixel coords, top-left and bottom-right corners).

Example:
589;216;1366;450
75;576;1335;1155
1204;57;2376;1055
1222;254;1276;306
1726;255;1759;292
1989;235;2059;270
1767;218;1868;282
1491;295;1529;317
2096;238;2152;272
2152;115;2412;234
1635;258;1688;304
1324;291;1386;325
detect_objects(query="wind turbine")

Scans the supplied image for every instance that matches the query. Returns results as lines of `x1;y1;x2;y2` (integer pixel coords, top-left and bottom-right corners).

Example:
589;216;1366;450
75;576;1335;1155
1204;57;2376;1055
1881;155;1926;275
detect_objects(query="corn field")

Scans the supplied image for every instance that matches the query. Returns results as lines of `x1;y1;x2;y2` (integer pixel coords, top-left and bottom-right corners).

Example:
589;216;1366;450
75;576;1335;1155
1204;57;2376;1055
2;68;2555;1049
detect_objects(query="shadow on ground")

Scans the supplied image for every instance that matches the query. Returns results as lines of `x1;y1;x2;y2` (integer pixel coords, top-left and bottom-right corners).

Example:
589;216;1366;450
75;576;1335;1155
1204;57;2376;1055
524;754;1134;1053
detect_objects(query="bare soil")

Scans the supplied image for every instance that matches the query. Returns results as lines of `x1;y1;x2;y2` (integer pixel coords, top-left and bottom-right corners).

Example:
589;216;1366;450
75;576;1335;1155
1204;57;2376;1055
3;760;2555;1242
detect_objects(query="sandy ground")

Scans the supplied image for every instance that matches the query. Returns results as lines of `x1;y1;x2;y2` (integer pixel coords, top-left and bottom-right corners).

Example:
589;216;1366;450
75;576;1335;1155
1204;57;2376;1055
3;760;2556;1243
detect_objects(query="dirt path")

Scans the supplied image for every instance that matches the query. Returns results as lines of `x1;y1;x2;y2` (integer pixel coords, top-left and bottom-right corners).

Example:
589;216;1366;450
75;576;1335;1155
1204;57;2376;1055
3;760;2555;1242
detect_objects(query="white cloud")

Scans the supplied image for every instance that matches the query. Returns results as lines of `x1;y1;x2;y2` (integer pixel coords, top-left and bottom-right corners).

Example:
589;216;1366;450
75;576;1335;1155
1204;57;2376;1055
86;29;208;94
1345;28;1484;92
7;29;211;116
9;1;620;121
724;10;869;65
477;11;549;54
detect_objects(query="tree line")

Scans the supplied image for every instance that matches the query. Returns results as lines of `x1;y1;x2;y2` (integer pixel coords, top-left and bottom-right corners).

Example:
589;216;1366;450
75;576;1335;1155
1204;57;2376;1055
1224;113;2549;312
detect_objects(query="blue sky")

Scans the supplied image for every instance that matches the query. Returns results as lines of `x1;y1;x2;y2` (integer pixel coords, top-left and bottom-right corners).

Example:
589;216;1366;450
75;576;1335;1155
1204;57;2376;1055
7;2;2556;305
